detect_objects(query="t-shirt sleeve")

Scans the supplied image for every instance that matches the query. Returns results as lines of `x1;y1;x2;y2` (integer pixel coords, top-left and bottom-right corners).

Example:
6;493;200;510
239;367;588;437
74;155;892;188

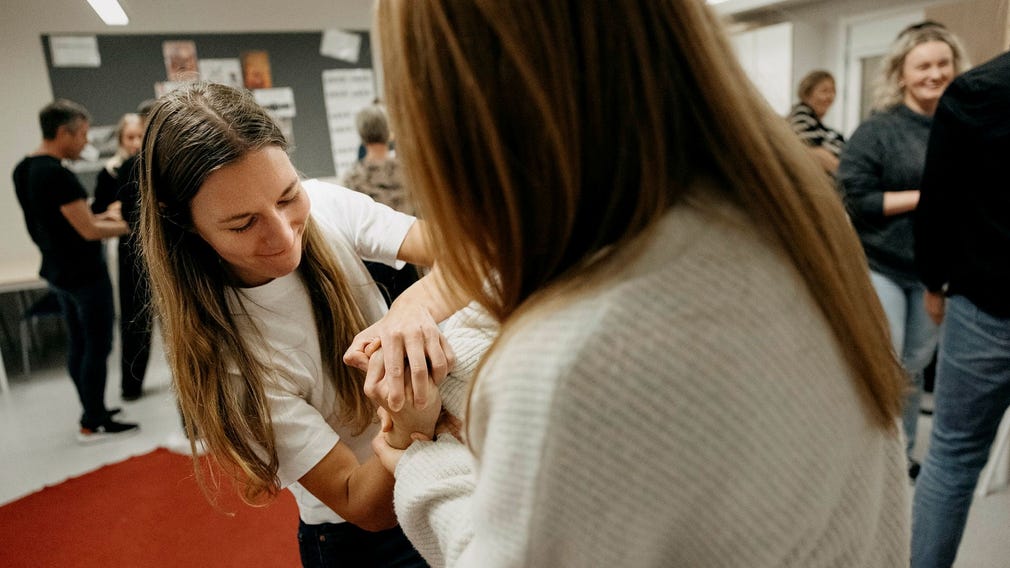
303;178;415;268
51;164;88;207
263;380;341;488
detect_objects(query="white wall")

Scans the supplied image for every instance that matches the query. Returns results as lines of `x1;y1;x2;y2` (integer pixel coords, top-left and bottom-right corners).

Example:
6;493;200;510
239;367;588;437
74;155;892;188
732;0;941;132
0;0;375;268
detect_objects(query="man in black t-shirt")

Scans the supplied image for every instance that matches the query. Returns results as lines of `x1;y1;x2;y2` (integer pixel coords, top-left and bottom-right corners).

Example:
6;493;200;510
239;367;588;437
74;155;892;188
12;99;138;442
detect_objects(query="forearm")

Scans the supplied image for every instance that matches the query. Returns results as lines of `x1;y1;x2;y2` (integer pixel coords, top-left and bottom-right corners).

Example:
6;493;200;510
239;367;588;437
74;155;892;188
97;218;129;237
393;264;465;324
343;457;399;531
882;190;920;216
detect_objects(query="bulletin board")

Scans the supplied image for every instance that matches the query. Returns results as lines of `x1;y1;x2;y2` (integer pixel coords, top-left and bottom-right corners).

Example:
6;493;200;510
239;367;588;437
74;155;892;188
41;31;373;182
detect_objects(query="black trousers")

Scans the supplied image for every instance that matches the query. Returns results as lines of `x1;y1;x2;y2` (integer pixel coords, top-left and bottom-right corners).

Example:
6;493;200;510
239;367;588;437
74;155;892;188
297;521;427;568
117;245;152;398
51;272;115;429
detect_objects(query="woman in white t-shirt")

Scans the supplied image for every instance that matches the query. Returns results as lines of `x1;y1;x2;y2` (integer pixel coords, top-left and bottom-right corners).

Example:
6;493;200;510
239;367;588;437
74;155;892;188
139;82;454;567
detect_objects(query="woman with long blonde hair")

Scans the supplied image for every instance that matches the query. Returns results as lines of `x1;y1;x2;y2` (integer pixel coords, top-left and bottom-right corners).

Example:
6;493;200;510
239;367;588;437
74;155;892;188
139;82;453;567
369;1;910;565
838;22;970;479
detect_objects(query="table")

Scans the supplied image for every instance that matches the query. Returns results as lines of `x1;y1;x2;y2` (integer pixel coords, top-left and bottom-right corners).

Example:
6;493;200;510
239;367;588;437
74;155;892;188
0;257;46;393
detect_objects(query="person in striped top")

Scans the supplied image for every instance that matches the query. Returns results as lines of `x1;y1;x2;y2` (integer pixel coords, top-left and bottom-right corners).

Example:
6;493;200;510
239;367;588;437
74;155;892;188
787;70;845;176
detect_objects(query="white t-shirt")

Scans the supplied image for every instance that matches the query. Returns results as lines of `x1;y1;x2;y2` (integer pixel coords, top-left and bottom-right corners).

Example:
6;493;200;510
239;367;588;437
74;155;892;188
226;179;415;525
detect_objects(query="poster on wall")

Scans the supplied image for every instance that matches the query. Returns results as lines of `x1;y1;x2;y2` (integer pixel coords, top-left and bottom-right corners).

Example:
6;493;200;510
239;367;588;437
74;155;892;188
241;51;273;89
322;68;375;176
50;36;101;67
199;58;243;88
253;87;297;118
163;40;199;81
320;30;362;64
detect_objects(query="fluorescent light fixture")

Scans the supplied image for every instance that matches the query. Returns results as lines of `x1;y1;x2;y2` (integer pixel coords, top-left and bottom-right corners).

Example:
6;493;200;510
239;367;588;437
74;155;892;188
86;0;129;26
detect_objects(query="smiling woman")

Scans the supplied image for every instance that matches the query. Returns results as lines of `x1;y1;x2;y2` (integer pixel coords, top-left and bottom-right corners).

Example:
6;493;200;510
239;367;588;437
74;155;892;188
838;22;970;479
189;147;310;287
137;82;455;567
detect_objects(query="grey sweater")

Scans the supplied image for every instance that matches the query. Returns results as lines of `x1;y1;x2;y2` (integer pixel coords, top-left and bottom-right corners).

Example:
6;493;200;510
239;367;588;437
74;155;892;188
396;196;909;567
838;104;932;288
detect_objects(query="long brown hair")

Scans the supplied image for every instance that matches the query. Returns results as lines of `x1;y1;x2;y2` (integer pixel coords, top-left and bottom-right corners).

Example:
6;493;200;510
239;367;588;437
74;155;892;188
379;0;904;429
139;82;372;502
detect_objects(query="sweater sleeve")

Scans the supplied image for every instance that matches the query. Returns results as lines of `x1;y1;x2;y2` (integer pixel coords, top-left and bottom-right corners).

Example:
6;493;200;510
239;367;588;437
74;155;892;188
393;324;568;568
837;121;886;220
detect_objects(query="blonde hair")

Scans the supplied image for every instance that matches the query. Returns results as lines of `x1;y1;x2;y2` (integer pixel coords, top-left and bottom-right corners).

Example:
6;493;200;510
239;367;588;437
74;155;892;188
873;23;970;111
104;112;142;174
139;82;372;503
379;0;904;429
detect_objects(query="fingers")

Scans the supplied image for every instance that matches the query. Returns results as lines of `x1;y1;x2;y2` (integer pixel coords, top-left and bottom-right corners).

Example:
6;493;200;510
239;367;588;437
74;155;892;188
383;331;407;412
343;330;374;371
377;406;393;433
405;330;430;409
363;349;386;402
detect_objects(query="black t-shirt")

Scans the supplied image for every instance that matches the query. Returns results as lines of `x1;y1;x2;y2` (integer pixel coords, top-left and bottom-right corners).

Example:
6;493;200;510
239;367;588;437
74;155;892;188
13;155;105;289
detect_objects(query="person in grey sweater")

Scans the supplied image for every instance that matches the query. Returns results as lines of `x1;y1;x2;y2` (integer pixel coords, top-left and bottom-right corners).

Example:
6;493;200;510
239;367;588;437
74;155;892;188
838;22;969;479
362;1;912;566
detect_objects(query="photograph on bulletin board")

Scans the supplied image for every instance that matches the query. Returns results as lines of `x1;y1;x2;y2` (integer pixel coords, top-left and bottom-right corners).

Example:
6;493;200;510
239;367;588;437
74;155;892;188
241;50;273;90
163;40;199;81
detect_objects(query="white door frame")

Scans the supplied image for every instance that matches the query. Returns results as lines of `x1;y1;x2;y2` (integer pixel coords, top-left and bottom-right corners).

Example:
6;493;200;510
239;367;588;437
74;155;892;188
835;5;929;136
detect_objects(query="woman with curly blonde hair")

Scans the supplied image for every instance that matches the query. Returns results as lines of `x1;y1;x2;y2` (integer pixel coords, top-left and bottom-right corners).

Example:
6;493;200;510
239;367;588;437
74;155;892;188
839;22;970;479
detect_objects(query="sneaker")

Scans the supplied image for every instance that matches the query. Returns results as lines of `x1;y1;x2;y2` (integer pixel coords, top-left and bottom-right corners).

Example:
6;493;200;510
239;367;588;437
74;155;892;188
77;420;140;444
908;459;922;481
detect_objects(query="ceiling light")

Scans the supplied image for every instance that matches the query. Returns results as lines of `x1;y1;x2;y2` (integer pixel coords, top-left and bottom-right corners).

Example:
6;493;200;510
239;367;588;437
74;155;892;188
86;0;129;26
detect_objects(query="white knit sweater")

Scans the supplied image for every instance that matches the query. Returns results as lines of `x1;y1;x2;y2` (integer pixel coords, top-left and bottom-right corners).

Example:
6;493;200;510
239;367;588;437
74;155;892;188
396;199;909;567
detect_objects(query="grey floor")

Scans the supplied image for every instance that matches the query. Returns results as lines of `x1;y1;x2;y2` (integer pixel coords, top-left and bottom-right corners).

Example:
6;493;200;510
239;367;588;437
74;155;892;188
1;334;1008;566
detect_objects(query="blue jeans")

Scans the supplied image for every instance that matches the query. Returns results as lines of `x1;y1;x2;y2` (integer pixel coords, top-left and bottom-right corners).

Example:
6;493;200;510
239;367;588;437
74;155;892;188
51;272;115;429
297;521;427;568
911;295;1010;568
870;271;939;460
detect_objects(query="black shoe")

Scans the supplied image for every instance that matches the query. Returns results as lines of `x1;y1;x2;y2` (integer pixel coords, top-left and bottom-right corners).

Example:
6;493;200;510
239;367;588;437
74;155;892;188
122;391;143;402
107;407;123;417
77;420;140;444
909;460;921;481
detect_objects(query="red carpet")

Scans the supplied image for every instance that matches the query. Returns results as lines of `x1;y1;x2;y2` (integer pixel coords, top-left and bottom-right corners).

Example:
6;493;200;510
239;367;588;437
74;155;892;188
0;448;300;567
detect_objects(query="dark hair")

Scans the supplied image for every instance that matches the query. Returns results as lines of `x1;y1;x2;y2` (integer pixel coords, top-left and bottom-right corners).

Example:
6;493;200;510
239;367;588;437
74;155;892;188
39;99;90;140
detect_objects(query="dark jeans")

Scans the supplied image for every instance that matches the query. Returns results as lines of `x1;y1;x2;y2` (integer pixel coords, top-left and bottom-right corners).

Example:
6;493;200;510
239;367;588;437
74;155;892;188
51;272;115;429
297;521;427;568
118;245;152;397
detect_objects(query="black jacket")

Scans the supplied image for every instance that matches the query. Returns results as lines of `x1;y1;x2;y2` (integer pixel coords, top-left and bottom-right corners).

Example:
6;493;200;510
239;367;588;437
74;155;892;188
914;50;1010;317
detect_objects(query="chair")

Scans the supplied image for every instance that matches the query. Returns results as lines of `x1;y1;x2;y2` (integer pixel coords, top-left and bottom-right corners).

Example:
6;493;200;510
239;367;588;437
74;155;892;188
19;291;64;375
